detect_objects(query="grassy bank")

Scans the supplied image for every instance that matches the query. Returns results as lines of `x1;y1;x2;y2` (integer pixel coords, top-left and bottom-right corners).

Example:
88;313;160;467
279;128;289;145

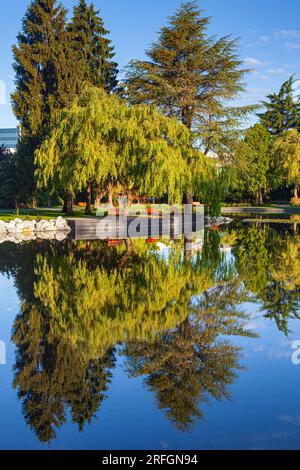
0;207;97;222
243;218;300;224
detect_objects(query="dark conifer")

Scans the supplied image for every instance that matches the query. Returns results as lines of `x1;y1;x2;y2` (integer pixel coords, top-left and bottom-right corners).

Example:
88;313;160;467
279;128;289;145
12;0;82;138
69;0;118;92
258;76;300;136
12;0;84;203
124;1;253;158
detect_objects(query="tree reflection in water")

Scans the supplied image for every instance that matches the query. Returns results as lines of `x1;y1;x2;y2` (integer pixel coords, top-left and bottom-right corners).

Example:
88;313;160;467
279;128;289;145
233;224;300;335
0;223;298;442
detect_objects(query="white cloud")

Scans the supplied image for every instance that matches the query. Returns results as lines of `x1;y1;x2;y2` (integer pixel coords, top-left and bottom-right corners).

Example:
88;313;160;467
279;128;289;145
244;57;264;67
256;74;269;81
274;29;300;39
0;81;6;105
286;41;300;49
267;67;287;75
259;35;271;44
240;87;270;105
293;80;300;97
279;415;300;426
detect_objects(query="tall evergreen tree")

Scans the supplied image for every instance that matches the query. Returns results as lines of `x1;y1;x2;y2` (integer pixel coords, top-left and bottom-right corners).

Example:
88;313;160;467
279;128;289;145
12;0;84;203
12;0;82;138
274;129;300;199
124;1;253;159
237;124;272;204
0;149;19;210
258;76;300;136
69;0;118;92
0;145;7;159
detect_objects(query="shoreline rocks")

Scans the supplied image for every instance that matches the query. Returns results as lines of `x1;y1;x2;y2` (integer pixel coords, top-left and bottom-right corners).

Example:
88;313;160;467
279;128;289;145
0;217;71;244
0;216;71;234
205;216;233;228
0;231;69;245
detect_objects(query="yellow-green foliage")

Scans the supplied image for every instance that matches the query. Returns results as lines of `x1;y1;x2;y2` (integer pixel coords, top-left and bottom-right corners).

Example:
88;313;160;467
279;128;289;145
33;244;214;356
35;85;212;202
274;129;300;191
271;237;300;291
291;197;300;206
221;230;237;248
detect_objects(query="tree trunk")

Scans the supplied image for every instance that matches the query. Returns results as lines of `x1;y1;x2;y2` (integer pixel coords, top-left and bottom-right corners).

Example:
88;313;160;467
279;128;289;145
294;185;298;199
32;195;37;209
187;193;193;206
126;239;133;253
184;236;192;260
62;196;67;213
85;181;92;215
94;186;105;209
182;107;193;129
181;108;194;206
258;188;263;205
15;198;20;216
108;183;113;206
63;190;73;215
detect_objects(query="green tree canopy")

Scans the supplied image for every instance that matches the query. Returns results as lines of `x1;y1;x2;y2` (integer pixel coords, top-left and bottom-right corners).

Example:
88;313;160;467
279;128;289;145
236;124;272;203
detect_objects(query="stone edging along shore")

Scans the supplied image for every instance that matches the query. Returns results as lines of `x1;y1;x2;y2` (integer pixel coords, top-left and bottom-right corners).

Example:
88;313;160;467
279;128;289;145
0;217;71;244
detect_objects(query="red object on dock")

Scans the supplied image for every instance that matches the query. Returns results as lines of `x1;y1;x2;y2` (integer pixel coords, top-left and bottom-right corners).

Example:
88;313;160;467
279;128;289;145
146;238;159;244
147;208;159;215
107;240;123;247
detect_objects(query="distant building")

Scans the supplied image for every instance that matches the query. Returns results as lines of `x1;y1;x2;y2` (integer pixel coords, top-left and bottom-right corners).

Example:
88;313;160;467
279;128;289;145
0;128;20;153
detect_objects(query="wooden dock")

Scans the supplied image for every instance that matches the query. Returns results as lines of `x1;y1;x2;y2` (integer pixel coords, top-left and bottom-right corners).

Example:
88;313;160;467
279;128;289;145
68;214;204;241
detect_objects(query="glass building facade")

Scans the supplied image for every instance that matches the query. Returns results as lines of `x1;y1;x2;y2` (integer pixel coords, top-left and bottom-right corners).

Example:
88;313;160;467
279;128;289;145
0;128;19;149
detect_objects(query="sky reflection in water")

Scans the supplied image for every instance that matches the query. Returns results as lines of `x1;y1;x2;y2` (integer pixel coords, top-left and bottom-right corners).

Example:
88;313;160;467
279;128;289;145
0;221;299;450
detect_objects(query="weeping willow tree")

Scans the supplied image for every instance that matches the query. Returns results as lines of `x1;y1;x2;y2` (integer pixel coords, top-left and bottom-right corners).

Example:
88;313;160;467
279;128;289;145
35;85;213;213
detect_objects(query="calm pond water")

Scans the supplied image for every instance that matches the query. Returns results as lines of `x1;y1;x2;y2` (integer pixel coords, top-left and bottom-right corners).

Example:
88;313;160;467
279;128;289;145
0;221;300;450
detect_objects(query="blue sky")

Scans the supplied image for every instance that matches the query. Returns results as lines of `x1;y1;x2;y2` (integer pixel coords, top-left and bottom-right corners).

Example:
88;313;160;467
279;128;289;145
0;0;300;128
